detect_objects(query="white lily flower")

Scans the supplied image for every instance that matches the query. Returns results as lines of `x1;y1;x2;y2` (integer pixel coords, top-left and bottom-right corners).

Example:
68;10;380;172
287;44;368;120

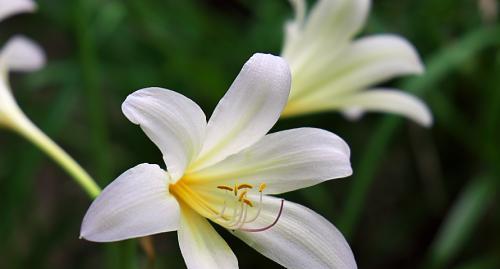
81;53;357;269
0;0;43;128
281;0;433;127
0;36;45;127
0;0;100;197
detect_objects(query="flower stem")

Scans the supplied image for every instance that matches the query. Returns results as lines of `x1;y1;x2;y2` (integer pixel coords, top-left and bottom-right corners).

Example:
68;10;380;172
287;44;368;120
10;113;101;198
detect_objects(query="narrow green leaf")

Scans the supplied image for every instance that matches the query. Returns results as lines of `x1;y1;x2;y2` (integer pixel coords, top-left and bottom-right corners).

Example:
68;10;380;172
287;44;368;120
424;175;496;269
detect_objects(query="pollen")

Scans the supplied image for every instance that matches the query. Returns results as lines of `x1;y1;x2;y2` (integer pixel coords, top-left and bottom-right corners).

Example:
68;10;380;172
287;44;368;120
238;190;248;201
258;183;267;192
213;181;283;232
243;199;253;207
217;185;234;192
237;184;253;190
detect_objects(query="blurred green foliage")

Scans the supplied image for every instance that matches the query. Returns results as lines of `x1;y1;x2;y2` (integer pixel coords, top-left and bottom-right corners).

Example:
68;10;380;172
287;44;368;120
0;0;499;268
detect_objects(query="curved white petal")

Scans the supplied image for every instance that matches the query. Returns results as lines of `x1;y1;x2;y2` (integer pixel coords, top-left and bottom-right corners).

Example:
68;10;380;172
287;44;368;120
190;53;291;171
288;34;423;103
191;128;352;194
283;0;370;68
336;89;433;127
304;0;370;43
283;0;306;52
341;107;364;121
283;35;425;117
0;35;45;73
122;88;207;181
289;0;306;25
0;0;35;22
234;196;357;269
178;205;238;269
80;163;180;242
328;34;424;90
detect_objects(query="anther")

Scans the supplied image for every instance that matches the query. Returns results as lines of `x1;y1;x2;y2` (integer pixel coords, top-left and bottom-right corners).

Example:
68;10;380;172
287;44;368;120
238;190;248;202
217;185;233;192
243;199;253;207
237;184;253;190
258;183;267;192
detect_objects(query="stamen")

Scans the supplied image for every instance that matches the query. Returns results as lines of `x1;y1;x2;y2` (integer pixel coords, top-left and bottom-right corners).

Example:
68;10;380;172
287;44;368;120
258;183;267;192
214;181;273;230
243;199;253;207
226;203;245;227
217;185;233;192
239;200;285;233
234;206;248;230
214;201;227;220
238;190;248;201
244;190;263;223
237;184;253;190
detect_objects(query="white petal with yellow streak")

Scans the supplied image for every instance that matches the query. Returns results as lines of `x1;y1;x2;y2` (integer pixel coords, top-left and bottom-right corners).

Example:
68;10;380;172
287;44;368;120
122;88;207;181
191;53;291;171
190;128;352;194
178;205;238;269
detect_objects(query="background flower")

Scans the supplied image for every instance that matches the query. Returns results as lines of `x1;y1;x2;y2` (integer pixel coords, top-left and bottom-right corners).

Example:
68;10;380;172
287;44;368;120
0;0;99;198
280;0;433;127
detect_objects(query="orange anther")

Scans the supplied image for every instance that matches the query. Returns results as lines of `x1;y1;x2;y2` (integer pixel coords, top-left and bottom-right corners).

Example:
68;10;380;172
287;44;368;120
243;199;254;207
217;185;234;192
237;184;253;190
238;190;248;201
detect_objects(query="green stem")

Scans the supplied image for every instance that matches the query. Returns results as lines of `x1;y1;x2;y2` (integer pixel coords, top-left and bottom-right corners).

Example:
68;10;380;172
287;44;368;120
11;113;101;198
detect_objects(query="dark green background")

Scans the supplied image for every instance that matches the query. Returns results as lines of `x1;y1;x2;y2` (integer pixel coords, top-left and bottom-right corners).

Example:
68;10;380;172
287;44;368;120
0;0;499;268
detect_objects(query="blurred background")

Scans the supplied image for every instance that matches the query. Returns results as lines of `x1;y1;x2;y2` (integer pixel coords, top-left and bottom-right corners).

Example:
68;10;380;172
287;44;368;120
0;0;499;268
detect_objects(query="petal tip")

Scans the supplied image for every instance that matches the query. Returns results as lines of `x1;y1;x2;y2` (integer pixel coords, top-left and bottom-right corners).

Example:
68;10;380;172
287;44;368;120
0;0;37;22
246;53;292;97
419;111;434;128
122;87;177;124
0;35;46;72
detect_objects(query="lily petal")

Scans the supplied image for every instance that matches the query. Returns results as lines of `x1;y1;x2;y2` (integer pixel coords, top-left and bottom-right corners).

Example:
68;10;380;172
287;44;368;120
334;89;433;127
80;163;180;242
287;34;424;104
178;205;238;269
282;0;306;52
190;128;352;194
283;0;370;69
0;35;45;73
234;196;357;269
191;53;291;171
0;0;35;22
304;0;370;45
122;88;207;181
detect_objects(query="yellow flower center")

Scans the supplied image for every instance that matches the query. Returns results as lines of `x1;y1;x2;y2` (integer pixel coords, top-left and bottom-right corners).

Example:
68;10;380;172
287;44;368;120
170;177;283;232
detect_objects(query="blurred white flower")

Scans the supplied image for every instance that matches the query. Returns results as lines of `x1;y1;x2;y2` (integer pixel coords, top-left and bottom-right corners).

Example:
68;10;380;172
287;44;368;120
0;0;36;22
81;54;357;269
0;0;100;197
0;0;44;128
281;0;433;127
